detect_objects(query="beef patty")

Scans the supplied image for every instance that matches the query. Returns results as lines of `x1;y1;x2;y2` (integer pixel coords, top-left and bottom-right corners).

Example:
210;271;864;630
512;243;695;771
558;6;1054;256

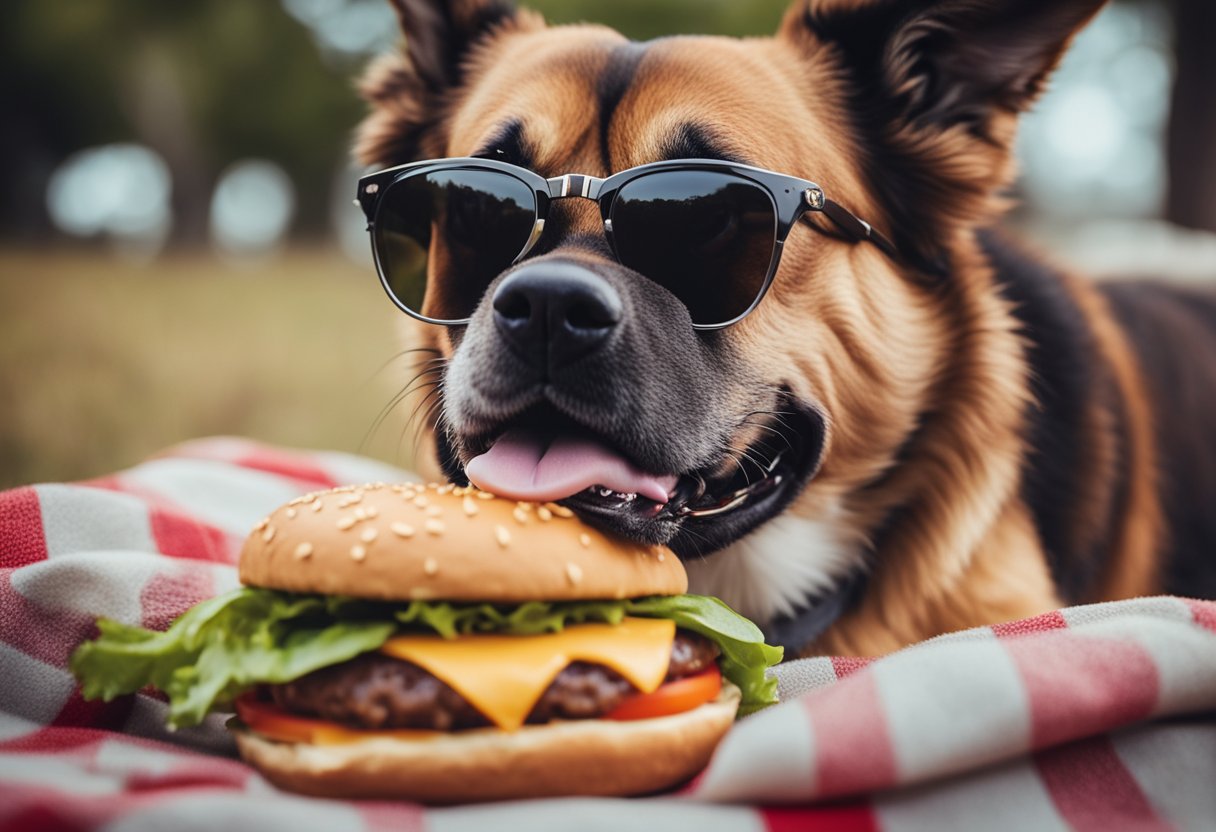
269;630;718;731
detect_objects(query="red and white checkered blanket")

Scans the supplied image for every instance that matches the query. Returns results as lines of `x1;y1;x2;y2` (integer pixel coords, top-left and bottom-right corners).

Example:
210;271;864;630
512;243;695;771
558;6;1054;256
2;438;1214;831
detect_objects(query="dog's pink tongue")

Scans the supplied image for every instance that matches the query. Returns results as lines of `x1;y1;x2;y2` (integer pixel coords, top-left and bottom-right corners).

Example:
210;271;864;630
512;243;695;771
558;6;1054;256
466;429;677;504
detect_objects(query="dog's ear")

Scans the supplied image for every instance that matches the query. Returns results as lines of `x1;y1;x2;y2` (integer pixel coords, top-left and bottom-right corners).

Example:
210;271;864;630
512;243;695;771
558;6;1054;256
781;0;1107;270
356;0;541;166
389;0;522;93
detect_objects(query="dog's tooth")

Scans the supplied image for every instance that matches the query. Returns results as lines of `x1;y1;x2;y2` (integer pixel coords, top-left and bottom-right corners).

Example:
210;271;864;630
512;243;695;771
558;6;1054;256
597;487;613;498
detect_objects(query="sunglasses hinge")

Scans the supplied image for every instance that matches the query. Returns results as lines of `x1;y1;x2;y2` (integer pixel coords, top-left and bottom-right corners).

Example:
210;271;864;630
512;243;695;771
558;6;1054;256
803;187;825;210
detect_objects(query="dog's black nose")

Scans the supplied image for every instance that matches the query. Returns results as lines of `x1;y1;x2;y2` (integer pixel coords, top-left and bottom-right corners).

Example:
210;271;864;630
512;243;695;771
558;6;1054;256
492;261;622;372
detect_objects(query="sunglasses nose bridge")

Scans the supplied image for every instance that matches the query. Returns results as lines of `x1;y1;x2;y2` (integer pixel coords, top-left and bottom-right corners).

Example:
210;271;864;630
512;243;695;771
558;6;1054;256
545;174;605;201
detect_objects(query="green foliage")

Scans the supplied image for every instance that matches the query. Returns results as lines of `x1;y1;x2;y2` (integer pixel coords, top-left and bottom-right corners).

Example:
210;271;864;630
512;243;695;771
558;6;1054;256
0;1;790;238
529;0;788;39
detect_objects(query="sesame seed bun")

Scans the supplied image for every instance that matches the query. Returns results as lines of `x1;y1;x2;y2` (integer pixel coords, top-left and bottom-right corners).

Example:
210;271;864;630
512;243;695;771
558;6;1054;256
232;682;739;802
238;483;687;601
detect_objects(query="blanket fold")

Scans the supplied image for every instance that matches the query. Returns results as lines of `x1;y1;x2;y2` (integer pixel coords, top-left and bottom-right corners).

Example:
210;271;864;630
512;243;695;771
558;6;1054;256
2;437;1214;831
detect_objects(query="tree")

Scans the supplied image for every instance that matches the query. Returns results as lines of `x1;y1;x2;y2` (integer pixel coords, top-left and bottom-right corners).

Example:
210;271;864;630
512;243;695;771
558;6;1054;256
1166;0;1216;234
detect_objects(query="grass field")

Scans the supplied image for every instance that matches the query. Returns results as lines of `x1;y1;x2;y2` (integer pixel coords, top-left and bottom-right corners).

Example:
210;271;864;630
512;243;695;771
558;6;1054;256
0;248;428;489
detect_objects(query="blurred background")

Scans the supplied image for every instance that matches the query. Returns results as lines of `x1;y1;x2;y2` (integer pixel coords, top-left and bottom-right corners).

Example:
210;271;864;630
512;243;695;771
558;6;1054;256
2;0;1214;489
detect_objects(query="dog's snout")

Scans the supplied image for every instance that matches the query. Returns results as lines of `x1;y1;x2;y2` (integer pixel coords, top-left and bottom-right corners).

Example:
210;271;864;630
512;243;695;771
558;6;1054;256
492;262;622;372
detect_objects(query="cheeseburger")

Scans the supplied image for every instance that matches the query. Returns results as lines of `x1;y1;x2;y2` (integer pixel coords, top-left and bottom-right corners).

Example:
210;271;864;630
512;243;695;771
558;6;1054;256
72;482;782;802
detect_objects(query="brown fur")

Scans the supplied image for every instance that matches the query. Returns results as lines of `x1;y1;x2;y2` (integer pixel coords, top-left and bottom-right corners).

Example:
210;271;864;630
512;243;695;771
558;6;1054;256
354;0;1196;656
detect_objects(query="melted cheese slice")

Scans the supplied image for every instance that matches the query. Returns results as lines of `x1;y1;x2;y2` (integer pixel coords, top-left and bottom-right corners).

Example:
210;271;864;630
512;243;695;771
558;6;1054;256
379;617;676;731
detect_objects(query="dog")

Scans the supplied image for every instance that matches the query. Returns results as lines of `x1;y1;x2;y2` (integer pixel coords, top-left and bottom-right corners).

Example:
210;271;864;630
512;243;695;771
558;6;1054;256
352;0;1216;657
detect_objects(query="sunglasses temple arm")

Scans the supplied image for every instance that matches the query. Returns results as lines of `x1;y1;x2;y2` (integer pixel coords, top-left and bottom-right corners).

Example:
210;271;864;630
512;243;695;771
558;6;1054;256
820;199;901;263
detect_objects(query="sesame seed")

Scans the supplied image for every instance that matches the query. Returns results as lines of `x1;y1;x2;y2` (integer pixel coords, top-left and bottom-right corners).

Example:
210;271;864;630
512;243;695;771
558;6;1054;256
495;525;511;548
537;506;552;521
425;518;445;535
338;494;362;508
293;542;313;560
579;533;591;548
354;507;368;521
513;506;530;525
423;557;439;576
425;505;443;517
262;525;276;543
310;500;323;513
390;522;415;538
350;544;367;562
549;504;575;518
336;516;357;531
657;552;666;562
254;517;268;532
285;507;297;519
438;483;455;494
476;490;495;500
390;484;405;493
365;506;379;519
462;495;478;516
566;562;583;584
413;495;429;508
360;527;378;543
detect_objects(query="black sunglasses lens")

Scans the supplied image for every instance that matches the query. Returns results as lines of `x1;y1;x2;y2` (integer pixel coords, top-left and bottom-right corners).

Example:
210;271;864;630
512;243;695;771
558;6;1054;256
373;168;537;321
609;171;777;326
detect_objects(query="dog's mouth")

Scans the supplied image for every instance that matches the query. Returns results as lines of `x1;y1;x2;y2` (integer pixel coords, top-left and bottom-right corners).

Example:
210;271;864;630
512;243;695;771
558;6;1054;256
458;396;825;554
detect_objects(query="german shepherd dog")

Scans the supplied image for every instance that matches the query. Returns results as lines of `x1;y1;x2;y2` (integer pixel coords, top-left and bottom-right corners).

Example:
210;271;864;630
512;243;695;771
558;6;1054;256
353;0;1216;656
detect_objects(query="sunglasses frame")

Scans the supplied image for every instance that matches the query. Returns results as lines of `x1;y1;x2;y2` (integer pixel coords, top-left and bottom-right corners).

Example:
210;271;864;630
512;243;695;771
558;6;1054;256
356;157;899;330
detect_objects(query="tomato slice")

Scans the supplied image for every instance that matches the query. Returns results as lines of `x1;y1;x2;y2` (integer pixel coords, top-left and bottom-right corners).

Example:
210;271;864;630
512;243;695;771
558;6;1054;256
235;693;331;743
605;666;722;722
234;693;440;745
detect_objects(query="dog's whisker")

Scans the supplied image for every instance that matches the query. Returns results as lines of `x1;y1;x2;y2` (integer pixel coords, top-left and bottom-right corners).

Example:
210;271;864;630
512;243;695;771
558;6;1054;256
402;384;445;440
363;374;440;447
358;347;443;391
361;368;446;454
413;396;448;464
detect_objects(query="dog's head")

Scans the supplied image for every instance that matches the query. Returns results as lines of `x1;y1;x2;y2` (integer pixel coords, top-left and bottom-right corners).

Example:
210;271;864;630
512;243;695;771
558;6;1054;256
357;0;1105;623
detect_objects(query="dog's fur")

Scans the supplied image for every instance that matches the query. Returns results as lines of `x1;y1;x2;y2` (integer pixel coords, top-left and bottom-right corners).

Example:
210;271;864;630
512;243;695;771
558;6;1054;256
355;0;1216;656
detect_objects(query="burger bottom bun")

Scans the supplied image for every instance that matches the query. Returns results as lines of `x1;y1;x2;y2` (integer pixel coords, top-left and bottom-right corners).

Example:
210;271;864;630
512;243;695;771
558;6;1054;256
234;683;741;803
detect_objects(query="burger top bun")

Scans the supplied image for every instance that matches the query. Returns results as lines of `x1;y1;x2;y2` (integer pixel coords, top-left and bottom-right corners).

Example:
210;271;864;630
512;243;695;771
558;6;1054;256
239;482;687;602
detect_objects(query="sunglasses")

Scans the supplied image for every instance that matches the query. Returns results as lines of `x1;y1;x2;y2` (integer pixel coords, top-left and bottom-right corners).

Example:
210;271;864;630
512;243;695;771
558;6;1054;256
355;157;899;330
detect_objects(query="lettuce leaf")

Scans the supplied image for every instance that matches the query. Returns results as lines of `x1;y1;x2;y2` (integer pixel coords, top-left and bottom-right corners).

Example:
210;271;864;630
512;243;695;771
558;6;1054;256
71;588;782;727
71;589;394;727
625;595;784;716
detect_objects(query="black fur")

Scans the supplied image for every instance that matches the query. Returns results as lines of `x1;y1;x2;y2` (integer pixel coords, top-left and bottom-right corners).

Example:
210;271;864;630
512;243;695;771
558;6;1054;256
660;123;742;164
984;231;1125;600
1102;282;1216;599
473;119;532;168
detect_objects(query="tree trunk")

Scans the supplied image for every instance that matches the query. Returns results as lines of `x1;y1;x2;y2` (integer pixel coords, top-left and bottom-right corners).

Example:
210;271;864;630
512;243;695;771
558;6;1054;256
1166;0;1216;233
125;40;213;250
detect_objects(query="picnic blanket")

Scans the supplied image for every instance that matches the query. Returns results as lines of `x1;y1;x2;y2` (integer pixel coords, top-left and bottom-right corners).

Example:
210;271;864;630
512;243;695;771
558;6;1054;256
1;437;1214;831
